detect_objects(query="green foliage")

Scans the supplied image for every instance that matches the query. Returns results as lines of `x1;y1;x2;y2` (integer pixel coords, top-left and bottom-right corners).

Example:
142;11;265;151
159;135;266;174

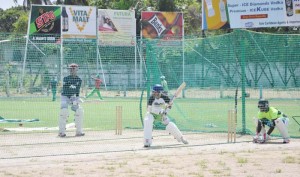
64;0;89;5
13;12;29;34
184;1;202;35
158;0;176;12
0;6;24;32
42;44;60;55
112;0;133;10
88;0;108;9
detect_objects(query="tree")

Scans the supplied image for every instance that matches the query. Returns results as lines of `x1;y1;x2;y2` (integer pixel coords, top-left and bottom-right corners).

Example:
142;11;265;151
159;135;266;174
63;0;88;6
13;12;28;33
14;0;52;10
14;0;88;10
158;0;176;11
0;6;24;32
176;0;202;36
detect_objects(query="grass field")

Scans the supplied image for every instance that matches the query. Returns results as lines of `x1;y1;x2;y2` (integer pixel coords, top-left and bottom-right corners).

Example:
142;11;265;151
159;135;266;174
0;94;299;176
0;96;299;138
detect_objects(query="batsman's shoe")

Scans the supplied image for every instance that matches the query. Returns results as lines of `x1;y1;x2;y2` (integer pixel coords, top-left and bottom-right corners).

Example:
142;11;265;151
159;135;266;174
283;139;290;144
265;134;271;141
181;137;189;144
253;135;259;143
144;144;150;148
75;132;85;137
58;133;66;137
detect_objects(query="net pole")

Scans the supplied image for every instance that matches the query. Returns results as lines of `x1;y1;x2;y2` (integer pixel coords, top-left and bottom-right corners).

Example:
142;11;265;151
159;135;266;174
241;31;247;134
21;7;33;93
135;37;137;89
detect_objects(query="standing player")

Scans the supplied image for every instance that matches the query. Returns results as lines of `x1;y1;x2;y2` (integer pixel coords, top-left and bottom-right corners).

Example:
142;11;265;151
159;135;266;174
49;76;58;101
85;74;103;100
58;63;84;137
143;84;188;147
253;99;290;143
160;75;169;94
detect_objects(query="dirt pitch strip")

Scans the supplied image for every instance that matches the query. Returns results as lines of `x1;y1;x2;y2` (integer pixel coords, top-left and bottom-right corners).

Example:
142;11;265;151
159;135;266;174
0;130;299;177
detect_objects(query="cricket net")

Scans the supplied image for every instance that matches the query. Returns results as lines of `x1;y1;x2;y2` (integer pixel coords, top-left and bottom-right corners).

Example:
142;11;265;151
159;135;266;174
0;30;300;158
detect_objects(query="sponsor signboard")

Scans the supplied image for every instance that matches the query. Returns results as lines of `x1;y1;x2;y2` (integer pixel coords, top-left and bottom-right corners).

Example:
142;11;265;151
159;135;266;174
202;0;300;29
62;5;97;42
98;9;136;46
29;5;61;43
141;11;183;40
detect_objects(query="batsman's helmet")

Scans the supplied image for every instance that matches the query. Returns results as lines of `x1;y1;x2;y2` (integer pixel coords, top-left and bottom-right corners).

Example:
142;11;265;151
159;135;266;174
258;99;269;111
152;84;163;93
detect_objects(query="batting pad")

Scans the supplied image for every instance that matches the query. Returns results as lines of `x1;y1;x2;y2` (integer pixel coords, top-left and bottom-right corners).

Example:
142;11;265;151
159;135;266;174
144;113;154;146
75;107;84;134
275;118;289;139
166;122;183;142
59;108;69;134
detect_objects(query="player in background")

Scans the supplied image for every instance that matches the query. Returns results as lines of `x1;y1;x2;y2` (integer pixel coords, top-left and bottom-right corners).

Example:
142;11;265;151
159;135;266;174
160;75;169;94
253;99;290;143
143;84;188;147
49;76;58;101
85;74;103;100
58;63;84;137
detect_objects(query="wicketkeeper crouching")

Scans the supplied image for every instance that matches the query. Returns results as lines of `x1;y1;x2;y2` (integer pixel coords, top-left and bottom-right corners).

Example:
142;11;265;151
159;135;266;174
58;63;84;137
143;84;188;147
253;99;290;144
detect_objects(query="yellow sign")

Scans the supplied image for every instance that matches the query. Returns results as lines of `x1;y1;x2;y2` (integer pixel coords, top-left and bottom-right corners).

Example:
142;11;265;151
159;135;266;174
204;0;229;29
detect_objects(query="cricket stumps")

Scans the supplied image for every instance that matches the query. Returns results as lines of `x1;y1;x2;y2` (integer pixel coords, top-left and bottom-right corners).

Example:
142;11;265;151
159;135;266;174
228;109;237;143
116;106;123;135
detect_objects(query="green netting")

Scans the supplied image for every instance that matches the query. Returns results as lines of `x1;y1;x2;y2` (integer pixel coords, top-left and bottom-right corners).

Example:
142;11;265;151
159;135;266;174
144;30;300;138
0;30;299;139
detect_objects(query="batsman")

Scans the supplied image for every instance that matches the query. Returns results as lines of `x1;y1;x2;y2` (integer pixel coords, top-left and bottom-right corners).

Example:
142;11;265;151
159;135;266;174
253;99;290;143
143;84;188;147
58;63;84;137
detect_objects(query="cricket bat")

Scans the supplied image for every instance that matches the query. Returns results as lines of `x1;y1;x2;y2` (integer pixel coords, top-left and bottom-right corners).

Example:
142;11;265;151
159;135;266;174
169;82;186;106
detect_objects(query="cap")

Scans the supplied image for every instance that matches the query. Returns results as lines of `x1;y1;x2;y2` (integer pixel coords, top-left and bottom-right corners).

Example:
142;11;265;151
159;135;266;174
68;63;78;68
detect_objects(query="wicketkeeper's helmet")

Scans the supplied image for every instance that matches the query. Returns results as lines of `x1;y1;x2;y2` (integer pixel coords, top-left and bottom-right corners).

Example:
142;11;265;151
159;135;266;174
152;84;163;93
258;99;269;111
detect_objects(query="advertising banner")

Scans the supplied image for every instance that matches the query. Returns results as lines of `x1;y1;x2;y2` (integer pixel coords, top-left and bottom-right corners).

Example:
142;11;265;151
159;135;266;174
62;5;97;42
141;11;183;40
98;9;136;46
28;5;61;43
202;0;230;30
202;0;300;29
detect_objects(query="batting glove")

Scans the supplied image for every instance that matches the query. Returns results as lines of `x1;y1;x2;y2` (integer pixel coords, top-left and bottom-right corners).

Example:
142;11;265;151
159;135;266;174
159;109;167;115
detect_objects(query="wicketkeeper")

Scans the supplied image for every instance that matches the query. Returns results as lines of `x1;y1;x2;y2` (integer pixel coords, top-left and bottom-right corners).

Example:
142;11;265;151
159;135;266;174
58;63;84;137
253;99;290;143
143;84;188;147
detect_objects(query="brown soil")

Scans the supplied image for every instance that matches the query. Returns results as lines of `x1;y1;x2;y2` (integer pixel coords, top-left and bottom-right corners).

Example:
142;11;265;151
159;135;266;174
0;130;299;177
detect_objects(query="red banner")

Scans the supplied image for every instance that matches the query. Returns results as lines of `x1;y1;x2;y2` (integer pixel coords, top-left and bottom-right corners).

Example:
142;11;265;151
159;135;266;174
141;12;183;40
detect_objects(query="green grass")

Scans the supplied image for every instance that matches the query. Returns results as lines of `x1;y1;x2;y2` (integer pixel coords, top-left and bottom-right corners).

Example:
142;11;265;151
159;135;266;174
0;96;299;138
